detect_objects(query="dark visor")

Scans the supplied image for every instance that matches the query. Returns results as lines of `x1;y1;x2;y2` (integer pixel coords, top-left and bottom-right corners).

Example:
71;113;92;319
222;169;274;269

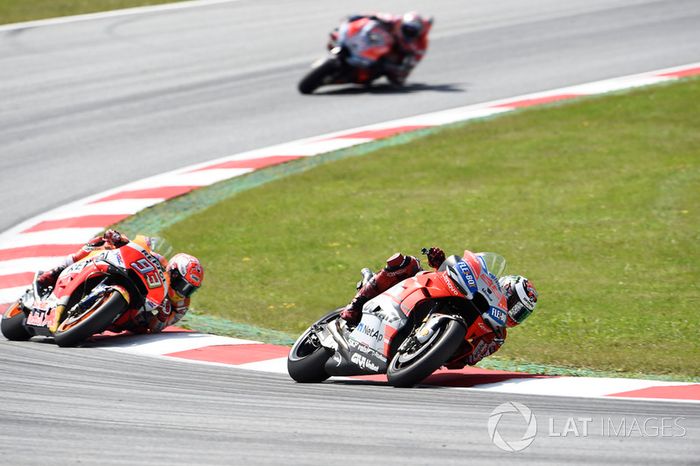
172;275;198;298
402;24;420;38
508;302;532;324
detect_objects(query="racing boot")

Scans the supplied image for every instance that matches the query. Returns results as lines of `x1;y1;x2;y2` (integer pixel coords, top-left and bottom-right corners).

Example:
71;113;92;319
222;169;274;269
340;253;422;326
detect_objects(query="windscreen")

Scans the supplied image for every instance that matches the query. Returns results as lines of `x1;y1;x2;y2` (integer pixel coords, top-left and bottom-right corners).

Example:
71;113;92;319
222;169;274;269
476;252;507;278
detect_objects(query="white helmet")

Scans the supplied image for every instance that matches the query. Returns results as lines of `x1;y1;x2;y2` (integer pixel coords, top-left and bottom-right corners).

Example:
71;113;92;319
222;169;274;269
498;275;538;327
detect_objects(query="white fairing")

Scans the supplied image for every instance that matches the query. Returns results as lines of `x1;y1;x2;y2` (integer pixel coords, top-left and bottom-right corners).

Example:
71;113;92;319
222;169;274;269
348;286;407;356
349;313;385;354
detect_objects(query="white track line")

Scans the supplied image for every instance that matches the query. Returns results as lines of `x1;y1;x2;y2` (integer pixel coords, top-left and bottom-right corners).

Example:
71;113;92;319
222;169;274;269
0;0;243;33
89;332;699;402
98;332;260;355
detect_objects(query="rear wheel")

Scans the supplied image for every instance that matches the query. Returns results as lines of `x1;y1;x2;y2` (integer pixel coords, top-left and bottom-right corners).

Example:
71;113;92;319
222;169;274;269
387;319;466;387
287;310;340;383
54;291;128;347
1;302;31;341
298;58;340;94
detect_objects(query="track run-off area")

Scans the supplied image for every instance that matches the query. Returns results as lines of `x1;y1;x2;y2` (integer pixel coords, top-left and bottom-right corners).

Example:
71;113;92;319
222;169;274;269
1;1;699;464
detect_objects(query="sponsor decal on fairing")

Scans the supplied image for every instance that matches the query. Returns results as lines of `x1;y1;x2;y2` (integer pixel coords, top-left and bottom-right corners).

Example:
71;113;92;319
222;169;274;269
350;352;380;372
349;314;386;353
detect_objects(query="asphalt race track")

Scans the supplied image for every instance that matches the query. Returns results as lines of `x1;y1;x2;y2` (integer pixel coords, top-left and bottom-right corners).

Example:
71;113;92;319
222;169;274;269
1;341;698;465
1;0;699;464
2;0;700;230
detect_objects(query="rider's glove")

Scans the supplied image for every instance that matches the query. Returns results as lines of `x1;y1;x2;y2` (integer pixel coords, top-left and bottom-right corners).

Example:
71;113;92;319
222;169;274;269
85;236;106;248
103;229;128;247
148;301;172;333
401;55;418;69
466;337;503;366
426;247;445;269
153;301;172;321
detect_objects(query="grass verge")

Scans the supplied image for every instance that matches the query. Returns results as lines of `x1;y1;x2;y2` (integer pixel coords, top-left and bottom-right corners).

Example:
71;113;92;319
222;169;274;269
122;79;699;380
0;0;185;24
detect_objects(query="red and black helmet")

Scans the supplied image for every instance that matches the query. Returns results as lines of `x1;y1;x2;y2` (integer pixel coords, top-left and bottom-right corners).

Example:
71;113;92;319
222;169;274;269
498;275;538;327
167;253;204;300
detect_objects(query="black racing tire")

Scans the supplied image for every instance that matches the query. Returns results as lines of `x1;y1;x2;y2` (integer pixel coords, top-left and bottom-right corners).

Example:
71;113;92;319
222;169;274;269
54;291;128;347
287;309;340;383
387;319;466;388
1;302;31;341
298;58;340;94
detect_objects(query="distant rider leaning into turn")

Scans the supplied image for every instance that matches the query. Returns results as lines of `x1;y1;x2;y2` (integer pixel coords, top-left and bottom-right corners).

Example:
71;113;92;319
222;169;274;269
330;11;433;86
340;247;538;368
37;229;204;334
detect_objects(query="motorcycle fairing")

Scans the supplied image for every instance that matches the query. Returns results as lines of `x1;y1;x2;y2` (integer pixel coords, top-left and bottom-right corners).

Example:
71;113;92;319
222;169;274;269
53;255;110;303
19;240;166;338
118;243;167;308
23;254;111;334
321;295;405;375
348;313;387;354
440;253;509;325
359;289;410;355
320;249;513;378
338;18;393;68
25;298;60;333
324;337;388;376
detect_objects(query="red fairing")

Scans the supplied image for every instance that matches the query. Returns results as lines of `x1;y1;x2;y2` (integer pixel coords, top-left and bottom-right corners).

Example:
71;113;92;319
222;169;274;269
463;250;508;312
52;260;110;302
343;18;395;82
461;250;484;278
53;243;167;329
385;272;461;317
345;17;370;37
380;267;505;358
118;244;167;307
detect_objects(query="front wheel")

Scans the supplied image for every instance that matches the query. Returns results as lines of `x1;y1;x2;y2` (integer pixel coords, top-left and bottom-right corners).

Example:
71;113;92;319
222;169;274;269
54;291;128;347
1;302;31;341
287;310;340;383
387;319;466;387
298;58;340;94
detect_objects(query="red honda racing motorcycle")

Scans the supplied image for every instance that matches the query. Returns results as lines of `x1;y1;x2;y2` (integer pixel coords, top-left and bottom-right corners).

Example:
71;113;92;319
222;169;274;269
1;237;168;347
288;251;510;387
298;16;397;94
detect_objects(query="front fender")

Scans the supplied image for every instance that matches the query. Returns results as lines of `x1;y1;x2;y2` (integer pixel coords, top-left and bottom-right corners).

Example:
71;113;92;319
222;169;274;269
48;283;131;334
413;313;466;345
109;285;130;305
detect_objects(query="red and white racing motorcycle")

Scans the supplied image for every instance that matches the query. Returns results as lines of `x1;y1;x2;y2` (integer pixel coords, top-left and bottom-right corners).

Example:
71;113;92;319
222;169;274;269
1;238;168;347
288;251;510;387
298;16;398;94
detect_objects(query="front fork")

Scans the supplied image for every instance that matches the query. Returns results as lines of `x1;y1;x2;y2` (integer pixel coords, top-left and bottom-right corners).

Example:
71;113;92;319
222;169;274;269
48;280;130;333
400;312;465;353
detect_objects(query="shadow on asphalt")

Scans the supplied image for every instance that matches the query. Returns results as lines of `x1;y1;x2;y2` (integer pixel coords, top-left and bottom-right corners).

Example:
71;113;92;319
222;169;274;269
312;82;465;95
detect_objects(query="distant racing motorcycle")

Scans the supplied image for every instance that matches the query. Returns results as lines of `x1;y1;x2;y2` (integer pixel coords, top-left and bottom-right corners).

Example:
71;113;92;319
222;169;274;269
1;238;168;347
298;16;398;94
288;251;510;387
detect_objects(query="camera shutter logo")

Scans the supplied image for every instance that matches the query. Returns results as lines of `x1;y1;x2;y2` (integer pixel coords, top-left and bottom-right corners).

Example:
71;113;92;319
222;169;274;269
488;402;537;452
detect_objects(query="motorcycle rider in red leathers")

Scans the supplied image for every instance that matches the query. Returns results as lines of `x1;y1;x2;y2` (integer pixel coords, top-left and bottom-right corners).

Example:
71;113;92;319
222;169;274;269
329;11;433;86
37;230;204;334
340;247;539;369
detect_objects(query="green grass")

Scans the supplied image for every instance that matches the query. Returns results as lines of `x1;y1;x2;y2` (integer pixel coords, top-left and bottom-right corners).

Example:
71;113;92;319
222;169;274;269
132;79;698;380
0;0;184;24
